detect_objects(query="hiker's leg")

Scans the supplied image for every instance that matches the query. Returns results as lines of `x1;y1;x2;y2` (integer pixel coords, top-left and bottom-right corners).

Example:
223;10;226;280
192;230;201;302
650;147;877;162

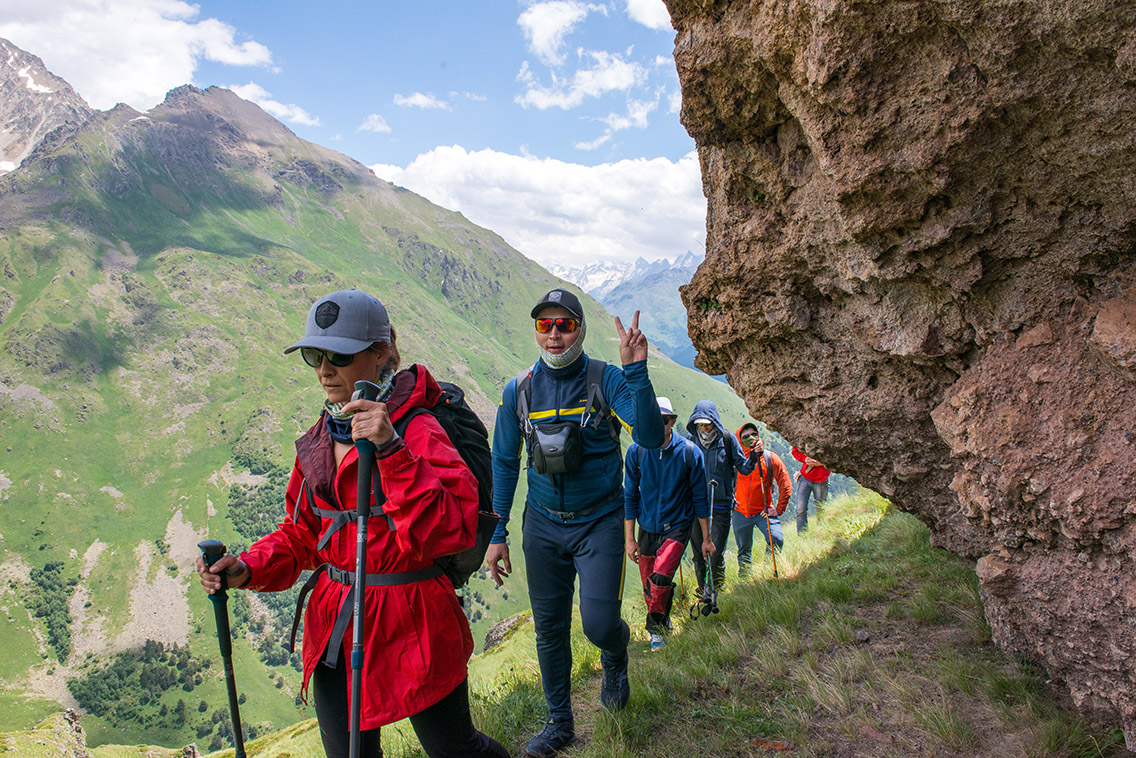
575;512;630;655
765;516;784;552
689;518;708;595
524;510;577;722
311;650;384;758
732;510;754;577
409;678;509;758
645;532;684;630
814;480;828;520
796;482;811;533
710;510;731;591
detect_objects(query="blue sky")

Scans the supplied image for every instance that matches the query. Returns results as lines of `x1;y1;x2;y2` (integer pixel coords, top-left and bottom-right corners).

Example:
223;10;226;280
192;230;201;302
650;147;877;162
2;0;706;266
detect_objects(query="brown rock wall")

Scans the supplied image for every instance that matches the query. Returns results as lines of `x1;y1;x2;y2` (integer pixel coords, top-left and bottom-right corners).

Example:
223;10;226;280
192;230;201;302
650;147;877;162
667;0;1136;742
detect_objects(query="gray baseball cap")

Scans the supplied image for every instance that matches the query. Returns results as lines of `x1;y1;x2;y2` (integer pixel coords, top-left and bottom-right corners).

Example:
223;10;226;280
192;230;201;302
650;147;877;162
284;289;391;355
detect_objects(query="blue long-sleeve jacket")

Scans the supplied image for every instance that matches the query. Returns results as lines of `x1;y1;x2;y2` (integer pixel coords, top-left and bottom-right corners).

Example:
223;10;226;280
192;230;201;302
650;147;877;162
624;432;708;534
685;400;756;509
491;355;663;541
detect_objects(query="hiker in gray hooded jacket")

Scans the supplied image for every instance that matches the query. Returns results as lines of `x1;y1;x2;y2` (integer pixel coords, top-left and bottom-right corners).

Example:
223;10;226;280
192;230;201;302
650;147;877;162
686;400;757;599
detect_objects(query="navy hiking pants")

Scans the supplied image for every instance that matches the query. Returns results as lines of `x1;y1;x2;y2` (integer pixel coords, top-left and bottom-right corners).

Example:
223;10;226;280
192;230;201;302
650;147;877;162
523;506;629;721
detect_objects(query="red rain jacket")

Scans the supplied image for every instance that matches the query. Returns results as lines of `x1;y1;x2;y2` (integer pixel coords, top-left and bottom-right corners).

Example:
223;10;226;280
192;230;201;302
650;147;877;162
734;427;792;517
792;446;831;483
240;365;478;729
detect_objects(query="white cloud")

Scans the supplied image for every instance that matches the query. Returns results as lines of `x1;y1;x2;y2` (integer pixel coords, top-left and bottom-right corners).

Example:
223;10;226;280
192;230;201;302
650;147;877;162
626;0;672;30
602;97;657;131
518;1;607;66
370;146;705;266
393;92;451;110
0;0;273;110
228;82;319;126
574;134;611;151
517;50;646;110
358;114;391;134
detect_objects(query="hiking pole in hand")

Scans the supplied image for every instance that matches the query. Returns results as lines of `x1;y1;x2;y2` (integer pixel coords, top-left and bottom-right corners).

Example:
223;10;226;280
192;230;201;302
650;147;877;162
350;379;381;758
198;540;246;758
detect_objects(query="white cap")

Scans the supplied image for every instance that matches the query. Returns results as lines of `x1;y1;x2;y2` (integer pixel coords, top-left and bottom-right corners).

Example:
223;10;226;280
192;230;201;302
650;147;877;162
657;396;676;416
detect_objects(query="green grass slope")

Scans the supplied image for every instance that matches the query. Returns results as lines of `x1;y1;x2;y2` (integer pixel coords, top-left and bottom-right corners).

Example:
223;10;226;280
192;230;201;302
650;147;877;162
0;84;754;747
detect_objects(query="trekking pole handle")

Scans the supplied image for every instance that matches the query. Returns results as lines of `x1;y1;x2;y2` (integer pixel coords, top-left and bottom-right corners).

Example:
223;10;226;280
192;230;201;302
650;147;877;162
352;380;381;453
199;540;229;600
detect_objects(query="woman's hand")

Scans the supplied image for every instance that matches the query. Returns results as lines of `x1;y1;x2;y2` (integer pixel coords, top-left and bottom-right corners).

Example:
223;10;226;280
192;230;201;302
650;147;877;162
341;398;396;447
196;553;250;594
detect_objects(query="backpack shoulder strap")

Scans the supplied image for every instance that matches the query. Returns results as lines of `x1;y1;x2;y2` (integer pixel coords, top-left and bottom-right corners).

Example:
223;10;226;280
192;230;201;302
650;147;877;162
514;364;535;434
582;359;619;442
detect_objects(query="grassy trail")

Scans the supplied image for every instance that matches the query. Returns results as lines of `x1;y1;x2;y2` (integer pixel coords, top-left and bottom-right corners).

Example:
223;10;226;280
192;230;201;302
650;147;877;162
471;491;1123;758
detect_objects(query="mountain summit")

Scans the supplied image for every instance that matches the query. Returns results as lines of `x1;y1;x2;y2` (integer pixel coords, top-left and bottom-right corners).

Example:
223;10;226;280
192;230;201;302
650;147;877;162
0;38;93;173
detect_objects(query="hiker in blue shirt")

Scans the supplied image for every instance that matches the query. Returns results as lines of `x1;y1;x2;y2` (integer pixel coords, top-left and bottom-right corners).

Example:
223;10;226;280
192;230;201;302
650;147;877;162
485;288;664;758
624;396;711;652
687;399;758;601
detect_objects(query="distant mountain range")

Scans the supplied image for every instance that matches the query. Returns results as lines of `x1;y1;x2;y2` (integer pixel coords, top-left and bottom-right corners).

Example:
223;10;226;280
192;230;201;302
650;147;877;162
552;251;706;370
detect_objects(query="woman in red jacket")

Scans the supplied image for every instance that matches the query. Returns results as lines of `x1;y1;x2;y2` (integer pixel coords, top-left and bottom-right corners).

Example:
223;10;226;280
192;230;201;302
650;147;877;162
197;290;507;758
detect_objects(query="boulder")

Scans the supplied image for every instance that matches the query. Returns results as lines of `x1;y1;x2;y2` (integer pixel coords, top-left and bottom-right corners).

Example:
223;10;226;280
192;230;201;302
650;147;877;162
666;0;1136;744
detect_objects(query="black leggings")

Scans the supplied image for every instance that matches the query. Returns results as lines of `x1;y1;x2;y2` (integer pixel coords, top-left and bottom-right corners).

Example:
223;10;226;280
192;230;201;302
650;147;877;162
311;657;508;758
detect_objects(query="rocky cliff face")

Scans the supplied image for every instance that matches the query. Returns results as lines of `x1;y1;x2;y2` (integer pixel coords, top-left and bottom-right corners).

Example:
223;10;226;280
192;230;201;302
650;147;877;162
666;0;1136;743
0;38;93;173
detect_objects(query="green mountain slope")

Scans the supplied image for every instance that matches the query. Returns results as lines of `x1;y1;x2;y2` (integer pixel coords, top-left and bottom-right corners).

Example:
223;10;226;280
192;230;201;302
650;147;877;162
0;84;752;748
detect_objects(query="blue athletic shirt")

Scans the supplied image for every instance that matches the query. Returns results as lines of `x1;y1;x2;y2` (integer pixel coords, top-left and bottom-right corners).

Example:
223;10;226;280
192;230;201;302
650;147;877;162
624;432;709;534
491;354;663;542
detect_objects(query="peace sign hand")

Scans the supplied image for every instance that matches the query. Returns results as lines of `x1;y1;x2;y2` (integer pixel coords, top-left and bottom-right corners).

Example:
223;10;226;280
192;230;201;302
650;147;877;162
615;310;649;365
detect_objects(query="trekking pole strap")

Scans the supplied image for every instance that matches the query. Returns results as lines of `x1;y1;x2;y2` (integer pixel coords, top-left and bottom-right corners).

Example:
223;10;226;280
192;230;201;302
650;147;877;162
287;563;445;656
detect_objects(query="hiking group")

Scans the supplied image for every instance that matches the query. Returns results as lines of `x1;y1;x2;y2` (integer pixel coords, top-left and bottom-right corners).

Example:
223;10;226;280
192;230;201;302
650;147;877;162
197;286;826;758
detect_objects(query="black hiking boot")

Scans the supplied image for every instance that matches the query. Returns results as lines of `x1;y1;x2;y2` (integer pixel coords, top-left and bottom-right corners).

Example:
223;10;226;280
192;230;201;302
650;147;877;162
600;649;630;711
525;718;575;757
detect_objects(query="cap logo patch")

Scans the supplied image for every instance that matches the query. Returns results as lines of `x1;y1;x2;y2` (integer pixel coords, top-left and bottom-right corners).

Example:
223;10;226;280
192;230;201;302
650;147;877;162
549;291;562;302
315;301;340;329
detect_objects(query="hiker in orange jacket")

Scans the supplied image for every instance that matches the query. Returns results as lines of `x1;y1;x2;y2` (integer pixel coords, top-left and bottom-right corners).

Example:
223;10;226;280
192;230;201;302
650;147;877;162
733;424;792;577
792;446;831;533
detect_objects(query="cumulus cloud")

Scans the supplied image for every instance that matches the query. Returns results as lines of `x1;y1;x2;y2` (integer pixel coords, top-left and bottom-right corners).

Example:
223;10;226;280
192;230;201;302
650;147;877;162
371;146;705;266
228;82;320;126
626;0;673;30
518;1;607;66
0;0;273;110
517;50;646;110
358;114;392;133
393;92;451;110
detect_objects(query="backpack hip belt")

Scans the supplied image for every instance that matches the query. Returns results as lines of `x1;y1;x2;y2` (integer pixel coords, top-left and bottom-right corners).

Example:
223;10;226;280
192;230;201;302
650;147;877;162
288;562;445;663
534;483;622;522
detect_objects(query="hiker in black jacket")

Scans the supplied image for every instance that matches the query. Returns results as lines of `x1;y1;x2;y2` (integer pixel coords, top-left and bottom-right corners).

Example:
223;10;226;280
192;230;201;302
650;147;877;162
686;400;757;598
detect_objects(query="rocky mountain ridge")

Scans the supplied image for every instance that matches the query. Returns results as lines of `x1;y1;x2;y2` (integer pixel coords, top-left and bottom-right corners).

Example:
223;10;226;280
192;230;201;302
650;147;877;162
0;38;93;174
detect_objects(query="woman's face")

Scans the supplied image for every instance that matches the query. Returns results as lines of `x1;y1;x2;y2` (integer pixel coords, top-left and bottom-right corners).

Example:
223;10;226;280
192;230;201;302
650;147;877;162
313;344;390;405
534;305;582;355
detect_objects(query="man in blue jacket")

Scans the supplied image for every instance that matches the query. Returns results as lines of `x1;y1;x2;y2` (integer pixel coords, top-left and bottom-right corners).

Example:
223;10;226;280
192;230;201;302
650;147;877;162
687;400;757;600
624;397;712;652
486;289;663;758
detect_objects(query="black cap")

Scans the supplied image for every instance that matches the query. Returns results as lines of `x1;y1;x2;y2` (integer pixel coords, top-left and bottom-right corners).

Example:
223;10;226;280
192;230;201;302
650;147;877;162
531;288;585;319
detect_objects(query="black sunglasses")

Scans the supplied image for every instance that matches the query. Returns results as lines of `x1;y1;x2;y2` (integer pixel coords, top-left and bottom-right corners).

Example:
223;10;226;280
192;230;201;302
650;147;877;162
300;347;355;368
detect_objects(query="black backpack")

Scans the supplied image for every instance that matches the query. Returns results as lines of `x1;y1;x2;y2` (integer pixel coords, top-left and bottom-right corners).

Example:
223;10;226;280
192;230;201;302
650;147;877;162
395;381;498;589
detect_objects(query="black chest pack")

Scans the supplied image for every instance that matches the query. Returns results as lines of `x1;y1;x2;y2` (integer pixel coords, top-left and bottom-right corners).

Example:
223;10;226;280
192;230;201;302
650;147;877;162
515;359;620;475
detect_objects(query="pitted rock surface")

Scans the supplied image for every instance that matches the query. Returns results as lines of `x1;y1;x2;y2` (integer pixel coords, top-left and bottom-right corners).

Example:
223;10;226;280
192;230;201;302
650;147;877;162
666;0;1136;743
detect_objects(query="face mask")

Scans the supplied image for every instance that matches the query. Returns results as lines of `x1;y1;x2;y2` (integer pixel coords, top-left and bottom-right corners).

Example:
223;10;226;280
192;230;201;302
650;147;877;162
697;426;719;446
538;322;587;369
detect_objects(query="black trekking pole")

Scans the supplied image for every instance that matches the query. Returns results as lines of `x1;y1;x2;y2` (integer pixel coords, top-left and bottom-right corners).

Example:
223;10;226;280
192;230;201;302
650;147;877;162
198;540;246;758
349;379;381;758
691;480;721;618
